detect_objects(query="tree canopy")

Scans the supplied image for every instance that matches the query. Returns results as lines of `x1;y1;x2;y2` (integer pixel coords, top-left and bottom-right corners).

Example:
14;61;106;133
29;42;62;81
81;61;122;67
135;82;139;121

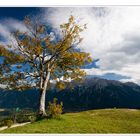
0;15;92;91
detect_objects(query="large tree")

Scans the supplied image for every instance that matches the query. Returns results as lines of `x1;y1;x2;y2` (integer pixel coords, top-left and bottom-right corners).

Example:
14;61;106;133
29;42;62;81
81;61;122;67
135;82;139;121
0;15;92;117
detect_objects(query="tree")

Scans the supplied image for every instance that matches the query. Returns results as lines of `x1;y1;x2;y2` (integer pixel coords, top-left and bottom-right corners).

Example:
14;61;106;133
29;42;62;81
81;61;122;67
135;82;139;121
0;15;92;117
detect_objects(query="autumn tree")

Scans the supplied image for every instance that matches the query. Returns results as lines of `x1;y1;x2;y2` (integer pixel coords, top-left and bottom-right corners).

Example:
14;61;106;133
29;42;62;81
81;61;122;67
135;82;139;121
0;15;92;117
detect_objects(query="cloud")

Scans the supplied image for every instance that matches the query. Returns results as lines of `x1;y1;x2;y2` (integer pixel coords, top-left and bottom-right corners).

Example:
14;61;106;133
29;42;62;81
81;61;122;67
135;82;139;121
0;18;28;46
1;7;140;85
0;23;11;45
42;7;140;84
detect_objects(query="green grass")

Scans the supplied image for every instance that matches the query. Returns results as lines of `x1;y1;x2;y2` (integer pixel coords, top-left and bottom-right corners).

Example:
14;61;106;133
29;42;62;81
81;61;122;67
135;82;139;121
0;109;140;134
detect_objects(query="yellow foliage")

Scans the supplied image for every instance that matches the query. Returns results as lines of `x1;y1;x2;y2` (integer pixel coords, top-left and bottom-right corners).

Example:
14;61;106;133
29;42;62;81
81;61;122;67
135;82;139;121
0;15;93;91
35;45;42;55
56;81;65;90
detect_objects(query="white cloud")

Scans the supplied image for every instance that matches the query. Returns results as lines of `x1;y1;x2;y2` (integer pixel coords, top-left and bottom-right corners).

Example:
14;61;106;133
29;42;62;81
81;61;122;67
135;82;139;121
43;7;140;84
49;32;55;41
0;84;7;89
1;7;140;84
0;18;28;46
0;23;12;45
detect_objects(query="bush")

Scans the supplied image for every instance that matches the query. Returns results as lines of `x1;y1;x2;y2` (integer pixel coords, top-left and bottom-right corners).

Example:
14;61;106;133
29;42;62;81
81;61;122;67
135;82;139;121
0;115;14;127
5;119;13;128
28;115;36;123
16;114;31;123
0;120;5;127
15;109;35;123
47;98;63;119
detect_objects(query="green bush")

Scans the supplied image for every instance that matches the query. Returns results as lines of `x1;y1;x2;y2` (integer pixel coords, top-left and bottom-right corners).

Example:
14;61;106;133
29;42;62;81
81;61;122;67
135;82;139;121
47;98;63;119
0;115;14;127
0;120;5;127
28;115;36;123
15;109;35;123
5;119;13;128
16;114;31;123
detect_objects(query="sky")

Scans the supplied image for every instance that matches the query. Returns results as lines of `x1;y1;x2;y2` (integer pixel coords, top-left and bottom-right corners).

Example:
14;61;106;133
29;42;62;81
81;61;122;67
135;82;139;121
0;7;140;84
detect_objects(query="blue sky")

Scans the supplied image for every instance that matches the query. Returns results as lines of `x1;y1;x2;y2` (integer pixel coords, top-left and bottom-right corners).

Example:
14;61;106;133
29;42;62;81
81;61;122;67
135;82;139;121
0;7;140;84
0;7;39;20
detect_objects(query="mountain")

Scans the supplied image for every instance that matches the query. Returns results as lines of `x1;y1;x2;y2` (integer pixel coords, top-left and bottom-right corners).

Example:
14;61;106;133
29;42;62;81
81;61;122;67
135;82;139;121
0;77;140;111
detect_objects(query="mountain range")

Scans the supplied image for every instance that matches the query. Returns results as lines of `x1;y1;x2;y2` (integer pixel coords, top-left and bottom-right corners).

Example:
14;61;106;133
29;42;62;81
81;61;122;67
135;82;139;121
0;77;140;111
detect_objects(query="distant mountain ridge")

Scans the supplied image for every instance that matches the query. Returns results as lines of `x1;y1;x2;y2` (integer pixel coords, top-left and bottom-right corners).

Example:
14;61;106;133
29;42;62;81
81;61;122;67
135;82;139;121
0;77;140;111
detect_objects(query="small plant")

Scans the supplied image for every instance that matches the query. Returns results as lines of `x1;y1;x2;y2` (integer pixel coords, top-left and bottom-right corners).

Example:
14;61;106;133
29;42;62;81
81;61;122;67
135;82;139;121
5;119;13;128
15;109;35;123
28;115;36;123
0;120;5;127
47;98;63;119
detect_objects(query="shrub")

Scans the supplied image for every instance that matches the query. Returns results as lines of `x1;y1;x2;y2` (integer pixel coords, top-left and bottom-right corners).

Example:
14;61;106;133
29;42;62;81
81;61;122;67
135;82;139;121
28;115;36;123
15;109;35;123
16;114;30;123
0;115;14;127
5;119;13;128
47;98;63;119
0;120;5;127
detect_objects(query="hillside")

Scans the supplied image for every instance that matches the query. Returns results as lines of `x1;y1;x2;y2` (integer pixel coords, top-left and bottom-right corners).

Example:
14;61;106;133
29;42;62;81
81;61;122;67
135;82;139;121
1;109;140;133
0;78;140;111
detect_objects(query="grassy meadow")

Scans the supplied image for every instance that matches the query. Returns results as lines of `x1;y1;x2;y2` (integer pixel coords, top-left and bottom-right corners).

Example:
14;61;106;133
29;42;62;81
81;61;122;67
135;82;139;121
0;109;140;134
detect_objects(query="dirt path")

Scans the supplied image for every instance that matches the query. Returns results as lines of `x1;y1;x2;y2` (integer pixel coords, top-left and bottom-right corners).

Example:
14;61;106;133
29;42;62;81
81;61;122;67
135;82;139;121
0;122;31;131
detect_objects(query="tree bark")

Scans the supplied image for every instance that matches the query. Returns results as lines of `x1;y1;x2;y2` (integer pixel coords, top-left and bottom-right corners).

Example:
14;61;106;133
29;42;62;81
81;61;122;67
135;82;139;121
39;88;47;117
38;71;50;117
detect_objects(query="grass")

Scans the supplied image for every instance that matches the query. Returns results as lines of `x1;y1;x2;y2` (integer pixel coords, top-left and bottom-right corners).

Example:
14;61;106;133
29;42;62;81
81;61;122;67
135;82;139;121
0;109;140;134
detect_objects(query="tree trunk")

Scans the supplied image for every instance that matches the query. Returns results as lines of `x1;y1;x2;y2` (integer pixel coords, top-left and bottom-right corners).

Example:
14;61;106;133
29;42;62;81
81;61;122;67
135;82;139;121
38;71;50;117
39;88;47;117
